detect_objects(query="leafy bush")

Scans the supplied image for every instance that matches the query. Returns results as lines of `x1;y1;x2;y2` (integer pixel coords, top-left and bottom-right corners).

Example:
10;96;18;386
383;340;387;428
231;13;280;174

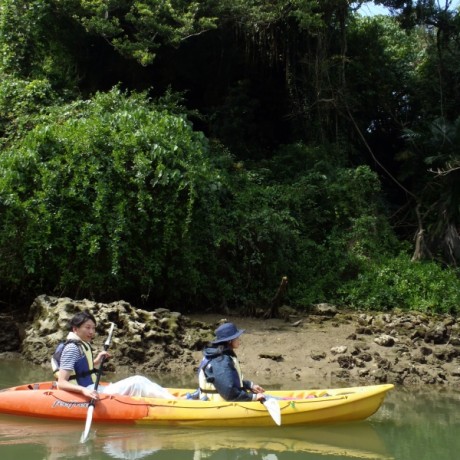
0;87;217;304
0;88;310;310
262;143;402;307
0;76;59;138
210;177;302;307
338;253;460;314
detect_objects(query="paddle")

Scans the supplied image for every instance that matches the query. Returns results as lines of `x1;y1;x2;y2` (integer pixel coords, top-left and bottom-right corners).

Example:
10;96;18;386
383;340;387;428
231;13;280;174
261;397;281;425
80;322;115;443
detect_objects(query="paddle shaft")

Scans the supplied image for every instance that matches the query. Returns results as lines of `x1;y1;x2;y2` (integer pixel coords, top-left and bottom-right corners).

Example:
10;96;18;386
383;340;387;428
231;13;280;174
80;322;115;443
91;321;116;398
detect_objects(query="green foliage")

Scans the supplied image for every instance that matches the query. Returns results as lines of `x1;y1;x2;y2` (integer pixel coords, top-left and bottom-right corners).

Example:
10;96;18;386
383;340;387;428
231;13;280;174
0;87;215;303
1;0;460;315
0;0;80;85
0;0;48;75
399;116;460;265
0;107;406;311
216;0;339;32
0;76;59;138
0;0;84;137
346;14;423;132
0;88;318;309
211;177;302;306
338;253;460;314
267;143;393;241
55;0;218;65
257;143;402;307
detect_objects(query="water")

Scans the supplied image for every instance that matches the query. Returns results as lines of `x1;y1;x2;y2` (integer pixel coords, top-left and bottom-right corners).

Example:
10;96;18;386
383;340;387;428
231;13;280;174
0;357;459;460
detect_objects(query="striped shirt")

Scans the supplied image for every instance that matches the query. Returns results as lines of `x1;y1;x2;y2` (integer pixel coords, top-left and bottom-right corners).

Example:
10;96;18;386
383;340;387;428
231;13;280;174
59;343;83;371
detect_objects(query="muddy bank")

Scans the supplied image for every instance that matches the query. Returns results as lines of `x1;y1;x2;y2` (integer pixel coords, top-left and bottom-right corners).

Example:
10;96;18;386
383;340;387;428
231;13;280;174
1;295;460;388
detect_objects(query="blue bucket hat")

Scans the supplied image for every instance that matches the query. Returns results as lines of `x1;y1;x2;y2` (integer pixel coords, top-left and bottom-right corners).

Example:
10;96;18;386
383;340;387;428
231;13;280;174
212;322;245;344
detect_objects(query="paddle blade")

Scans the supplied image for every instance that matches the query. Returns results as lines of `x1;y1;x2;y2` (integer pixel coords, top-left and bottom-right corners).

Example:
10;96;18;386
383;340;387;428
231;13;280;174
80;404;95;443
262;398;281;426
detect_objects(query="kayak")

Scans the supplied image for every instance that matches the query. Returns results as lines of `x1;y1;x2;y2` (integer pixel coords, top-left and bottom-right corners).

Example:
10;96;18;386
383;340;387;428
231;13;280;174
0;382;393;427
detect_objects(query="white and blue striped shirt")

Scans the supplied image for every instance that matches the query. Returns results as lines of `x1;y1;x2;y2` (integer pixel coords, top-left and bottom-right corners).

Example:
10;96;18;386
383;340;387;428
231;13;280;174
59;343;83;371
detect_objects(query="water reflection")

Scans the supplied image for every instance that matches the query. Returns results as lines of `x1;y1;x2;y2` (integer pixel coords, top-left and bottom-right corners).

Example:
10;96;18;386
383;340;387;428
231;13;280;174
376;386;460;425
0;415;392;460
0;357;51;388
370;388;460;460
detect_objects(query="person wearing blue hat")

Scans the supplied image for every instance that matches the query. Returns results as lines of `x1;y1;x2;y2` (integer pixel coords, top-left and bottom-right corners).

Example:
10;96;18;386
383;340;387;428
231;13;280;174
196;322;266;401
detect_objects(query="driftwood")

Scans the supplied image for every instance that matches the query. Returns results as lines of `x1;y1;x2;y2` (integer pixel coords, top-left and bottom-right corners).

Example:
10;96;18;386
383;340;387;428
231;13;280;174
411;203;432;262
264;276;288;319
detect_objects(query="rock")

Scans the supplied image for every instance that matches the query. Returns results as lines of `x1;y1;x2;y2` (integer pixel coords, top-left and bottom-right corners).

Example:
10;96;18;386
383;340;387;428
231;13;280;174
356;326;373;335
311;303;337;317
433;346;458;362
330;345;348;355
278;305;298;319
20;295;213;376
358;352;373;362
410;328;427;340
374;334;396;347
331;369;350;381
424;324;448;344
375;357;391;370
442;316;455;327
370;368;387;383
310;351;327;361
403;374;422;385
337;355;354;369
420;368;447;385
358;314;374;326
259;353;284;362
411;349;427;364
357;368;370;378
391;363;411;376
450;368;460;377
354;358;367;368
377;314;392;324
418;346;433;356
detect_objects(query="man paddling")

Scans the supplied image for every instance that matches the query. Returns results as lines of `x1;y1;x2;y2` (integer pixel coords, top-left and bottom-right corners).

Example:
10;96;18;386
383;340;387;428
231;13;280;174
52;311;176;399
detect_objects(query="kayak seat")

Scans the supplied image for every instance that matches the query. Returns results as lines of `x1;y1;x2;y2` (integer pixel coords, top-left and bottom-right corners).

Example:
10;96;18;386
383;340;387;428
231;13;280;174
27;383;41;390
26;382;57;390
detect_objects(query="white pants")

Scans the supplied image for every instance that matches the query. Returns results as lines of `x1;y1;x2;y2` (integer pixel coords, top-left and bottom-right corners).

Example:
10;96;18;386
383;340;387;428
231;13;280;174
91;375;177;399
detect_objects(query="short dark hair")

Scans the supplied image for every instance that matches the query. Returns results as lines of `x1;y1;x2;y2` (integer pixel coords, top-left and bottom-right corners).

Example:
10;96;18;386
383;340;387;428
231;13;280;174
68;311;96;330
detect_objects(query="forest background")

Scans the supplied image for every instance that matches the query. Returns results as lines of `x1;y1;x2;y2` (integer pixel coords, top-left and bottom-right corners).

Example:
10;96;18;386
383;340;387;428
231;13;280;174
1;0;460;316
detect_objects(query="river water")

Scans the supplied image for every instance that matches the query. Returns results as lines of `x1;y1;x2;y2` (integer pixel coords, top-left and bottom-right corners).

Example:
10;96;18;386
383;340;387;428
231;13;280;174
0;357;459;460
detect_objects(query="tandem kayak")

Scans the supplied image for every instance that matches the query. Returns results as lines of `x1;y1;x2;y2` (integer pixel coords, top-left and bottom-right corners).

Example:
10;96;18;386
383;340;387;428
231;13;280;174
0;382;393;427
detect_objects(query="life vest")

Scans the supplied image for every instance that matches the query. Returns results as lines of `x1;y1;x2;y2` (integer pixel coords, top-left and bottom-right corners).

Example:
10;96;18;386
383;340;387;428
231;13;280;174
198;355;244;401
51;339;97;387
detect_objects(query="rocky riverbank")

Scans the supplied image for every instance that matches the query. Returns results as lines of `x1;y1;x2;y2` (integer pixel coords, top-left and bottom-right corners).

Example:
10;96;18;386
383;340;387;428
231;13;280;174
1;295;460;388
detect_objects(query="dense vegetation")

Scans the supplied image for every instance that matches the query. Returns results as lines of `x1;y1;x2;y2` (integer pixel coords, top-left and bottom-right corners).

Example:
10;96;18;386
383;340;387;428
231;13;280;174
1;0;459;314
